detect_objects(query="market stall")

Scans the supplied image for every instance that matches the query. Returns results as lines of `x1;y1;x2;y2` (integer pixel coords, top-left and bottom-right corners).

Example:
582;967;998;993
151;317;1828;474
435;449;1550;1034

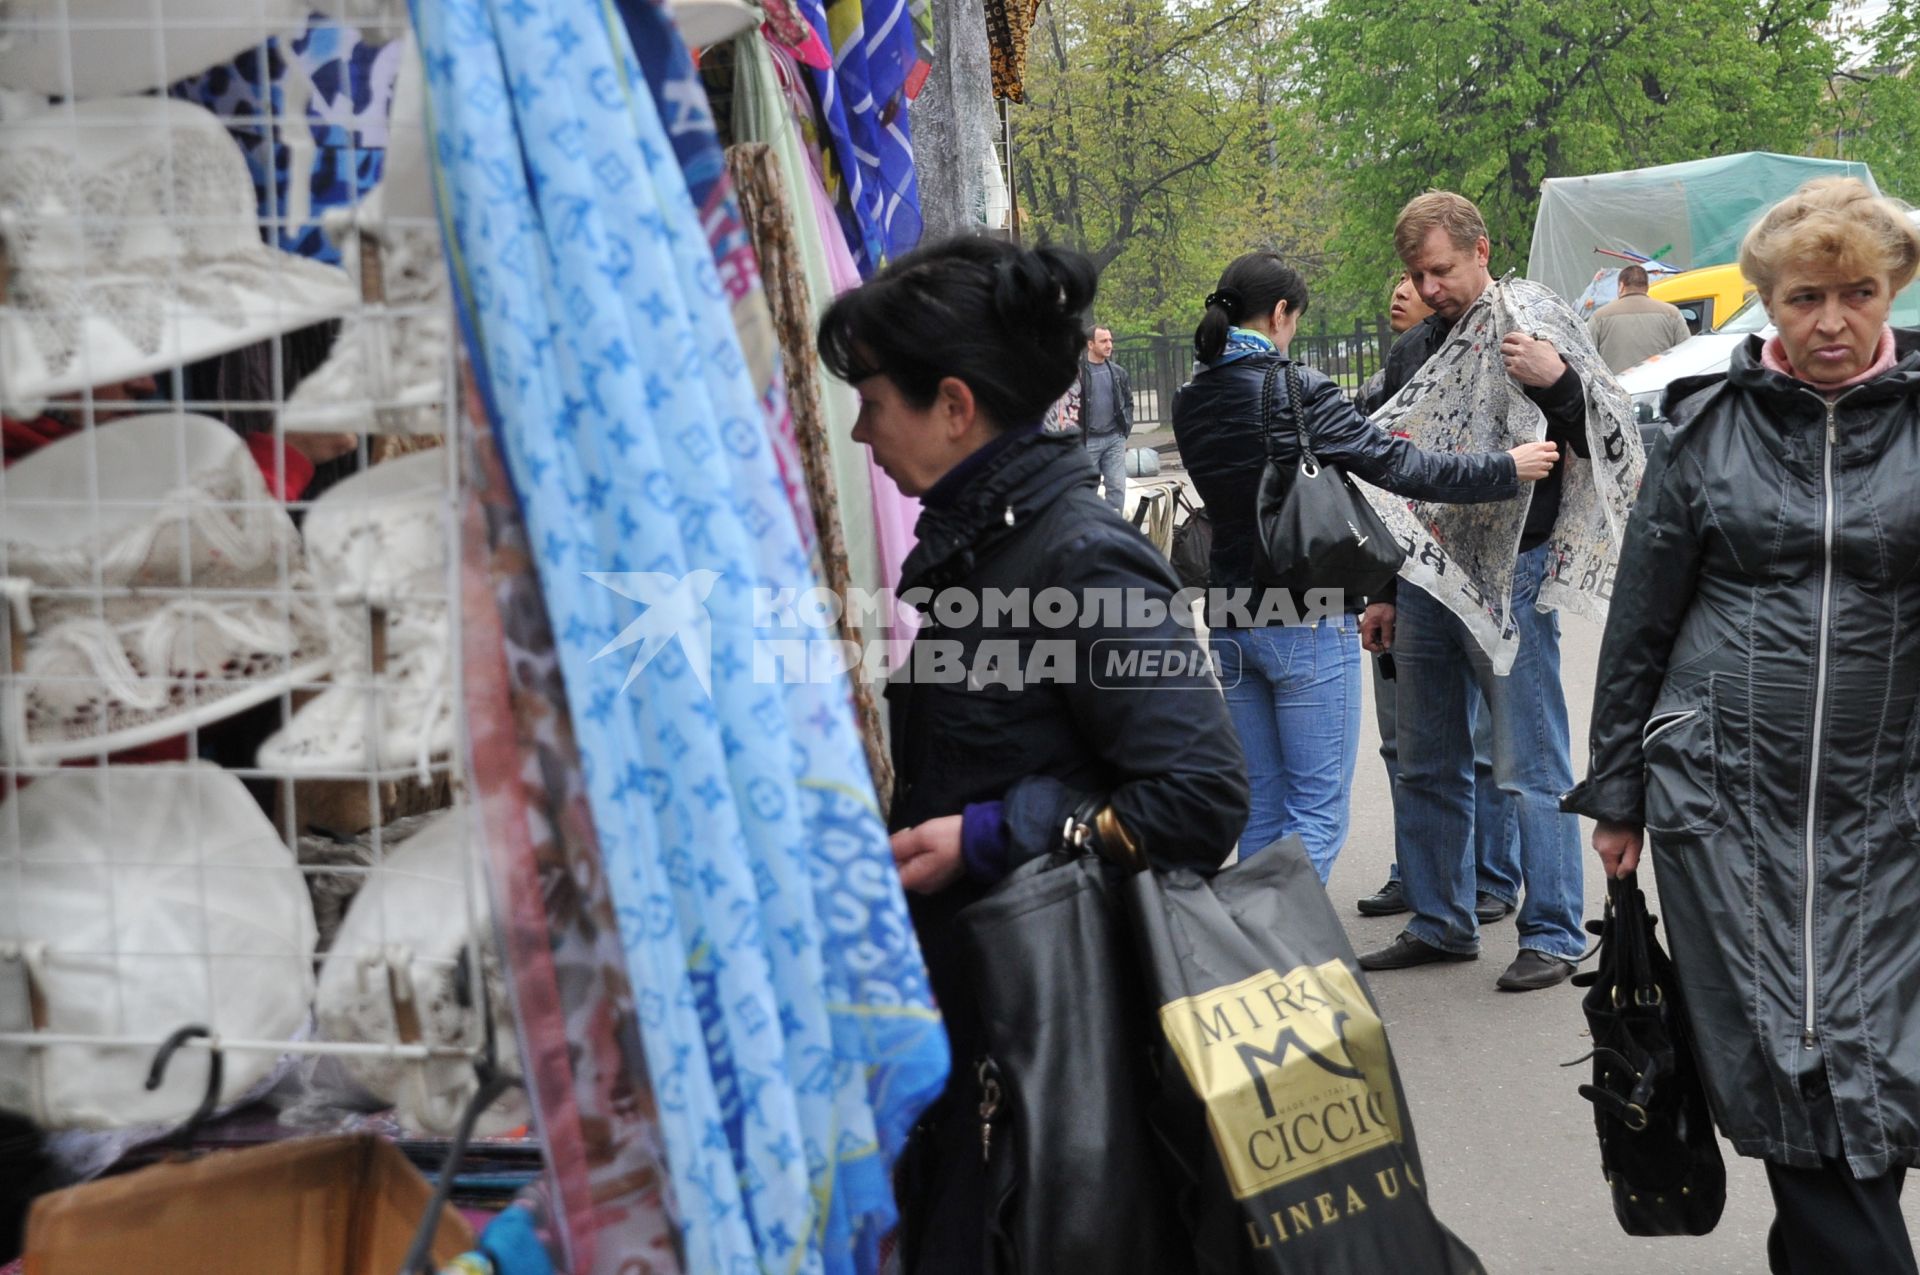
1525;150;1880;303
0;0;1030;1267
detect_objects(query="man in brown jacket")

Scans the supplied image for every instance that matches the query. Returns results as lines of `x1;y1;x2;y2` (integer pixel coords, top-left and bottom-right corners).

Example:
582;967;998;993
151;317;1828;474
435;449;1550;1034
1586;265;1691;372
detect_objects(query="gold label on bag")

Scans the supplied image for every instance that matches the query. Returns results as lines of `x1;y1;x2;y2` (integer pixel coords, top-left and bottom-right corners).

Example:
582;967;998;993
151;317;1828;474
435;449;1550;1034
1159;961;1406;1200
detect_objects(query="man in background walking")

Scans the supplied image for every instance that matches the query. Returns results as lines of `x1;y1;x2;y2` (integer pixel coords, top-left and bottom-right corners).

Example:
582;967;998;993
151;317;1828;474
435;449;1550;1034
1587;265;1690;373
1079;325;1132;510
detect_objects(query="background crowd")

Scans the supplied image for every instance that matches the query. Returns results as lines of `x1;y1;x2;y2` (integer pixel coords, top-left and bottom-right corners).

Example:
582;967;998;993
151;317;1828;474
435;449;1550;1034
860;176;1920;1273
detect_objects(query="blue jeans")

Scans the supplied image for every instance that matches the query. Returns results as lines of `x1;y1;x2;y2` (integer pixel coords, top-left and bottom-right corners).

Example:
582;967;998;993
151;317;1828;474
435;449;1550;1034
1392;546;1584;960
1083;431;1127;511
1212;616;1362;881
1374;656;1521;904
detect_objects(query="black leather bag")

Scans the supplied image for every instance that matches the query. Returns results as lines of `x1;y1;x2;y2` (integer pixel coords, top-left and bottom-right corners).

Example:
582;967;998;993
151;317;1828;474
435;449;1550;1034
1253;359;1406;600
1570;872;1726;1236
952;852;1188;1273
1169;485;1214;592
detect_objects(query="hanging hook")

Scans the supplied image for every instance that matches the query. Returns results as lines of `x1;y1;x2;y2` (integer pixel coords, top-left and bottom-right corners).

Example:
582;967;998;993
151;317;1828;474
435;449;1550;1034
144;1024;223;1147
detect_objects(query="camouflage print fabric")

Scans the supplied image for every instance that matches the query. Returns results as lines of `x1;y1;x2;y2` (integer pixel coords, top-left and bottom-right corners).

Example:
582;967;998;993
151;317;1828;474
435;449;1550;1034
1361;277;1644;674
459;363;685;1275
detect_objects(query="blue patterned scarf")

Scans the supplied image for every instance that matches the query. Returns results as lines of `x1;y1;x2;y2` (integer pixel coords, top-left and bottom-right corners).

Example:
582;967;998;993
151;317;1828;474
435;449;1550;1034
796;0;927;275
1203;326;1278;368
413;2;947;1270
171;15;398;263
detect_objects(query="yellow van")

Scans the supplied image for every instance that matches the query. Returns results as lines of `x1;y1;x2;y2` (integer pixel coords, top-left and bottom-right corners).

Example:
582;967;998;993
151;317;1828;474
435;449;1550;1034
1648;263;1753;335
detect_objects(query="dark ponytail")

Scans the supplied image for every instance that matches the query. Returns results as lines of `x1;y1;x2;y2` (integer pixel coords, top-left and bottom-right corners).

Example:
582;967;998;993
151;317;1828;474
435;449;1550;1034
1193;252;1310;363
817;236;1099;428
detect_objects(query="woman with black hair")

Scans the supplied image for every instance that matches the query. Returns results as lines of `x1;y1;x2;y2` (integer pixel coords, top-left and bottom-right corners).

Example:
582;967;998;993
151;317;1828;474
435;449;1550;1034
1172;251;1558;881
819;236;1250;1272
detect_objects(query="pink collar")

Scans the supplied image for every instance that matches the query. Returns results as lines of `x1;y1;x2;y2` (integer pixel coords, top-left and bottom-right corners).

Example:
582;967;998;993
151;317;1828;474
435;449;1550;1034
1762;325;1898;393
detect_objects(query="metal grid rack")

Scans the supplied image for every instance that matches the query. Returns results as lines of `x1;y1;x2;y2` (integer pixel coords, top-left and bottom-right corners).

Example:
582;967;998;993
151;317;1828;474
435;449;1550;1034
0;3;511;1151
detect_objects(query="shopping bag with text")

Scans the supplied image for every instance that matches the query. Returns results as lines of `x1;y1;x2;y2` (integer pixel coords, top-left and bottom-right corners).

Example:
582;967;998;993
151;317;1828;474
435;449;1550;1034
1128;837;1484;1274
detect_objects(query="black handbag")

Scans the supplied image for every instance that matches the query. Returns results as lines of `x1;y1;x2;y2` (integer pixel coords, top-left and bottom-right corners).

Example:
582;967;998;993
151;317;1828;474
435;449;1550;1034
1169;485;1214;592
1569;872;1726;1236
950;851;1188;1273
1253;359;1406;600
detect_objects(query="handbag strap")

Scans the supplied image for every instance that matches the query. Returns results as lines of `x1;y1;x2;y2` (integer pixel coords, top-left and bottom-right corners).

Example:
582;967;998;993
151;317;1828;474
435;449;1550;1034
1607;873;1659;1001
1257;357;1318;470
1284;361;1314;467
1256;359;1282;461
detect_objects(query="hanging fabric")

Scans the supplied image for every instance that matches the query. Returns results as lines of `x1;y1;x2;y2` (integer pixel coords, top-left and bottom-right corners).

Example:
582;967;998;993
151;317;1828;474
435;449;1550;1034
613;0;814;550
982;0;1042;102
416;5;947;1272
802;150;922;659
735;38;920;664
761;0;835;69
792;0;929;275
459;368;685;1275
725;142;894;813
170;14;401;263
734;42;886;618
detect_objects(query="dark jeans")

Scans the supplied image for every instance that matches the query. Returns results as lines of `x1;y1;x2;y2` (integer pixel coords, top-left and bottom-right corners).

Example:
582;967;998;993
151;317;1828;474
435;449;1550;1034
1766;1159;1918;1275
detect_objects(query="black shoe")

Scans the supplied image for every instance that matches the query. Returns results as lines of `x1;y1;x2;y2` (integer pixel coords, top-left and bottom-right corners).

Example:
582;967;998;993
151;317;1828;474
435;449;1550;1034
1357;932;1478;971
1496;949;1576;992
1356;878;1410;917
1474;891;1516;924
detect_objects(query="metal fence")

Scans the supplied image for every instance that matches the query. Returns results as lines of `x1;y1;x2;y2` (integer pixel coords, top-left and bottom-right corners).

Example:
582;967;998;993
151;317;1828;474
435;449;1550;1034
1111;317;1396;430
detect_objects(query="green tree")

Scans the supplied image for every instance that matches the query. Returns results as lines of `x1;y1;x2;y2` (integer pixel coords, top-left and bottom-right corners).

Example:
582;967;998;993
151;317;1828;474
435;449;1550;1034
1298;0;1840;298
1817;0;1920;198
1011;0;1337;333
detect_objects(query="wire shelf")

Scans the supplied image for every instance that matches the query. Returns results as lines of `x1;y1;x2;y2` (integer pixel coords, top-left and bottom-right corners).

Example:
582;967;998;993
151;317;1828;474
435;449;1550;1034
0;8;513;1145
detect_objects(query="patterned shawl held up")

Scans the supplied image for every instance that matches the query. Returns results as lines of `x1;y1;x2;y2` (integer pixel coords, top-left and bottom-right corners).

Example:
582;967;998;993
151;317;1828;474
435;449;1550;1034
1360;277;1644;674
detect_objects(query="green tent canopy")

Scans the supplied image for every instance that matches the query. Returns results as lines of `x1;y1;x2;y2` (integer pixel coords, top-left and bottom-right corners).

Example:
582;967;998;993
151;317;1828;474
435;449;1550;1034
1527;152;1879;302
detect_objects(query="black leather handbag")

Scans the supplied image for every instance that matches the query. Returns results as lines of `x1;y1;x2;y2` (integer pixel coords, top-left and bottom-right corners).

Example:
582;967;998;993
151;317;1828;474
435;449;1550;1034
1570;872;1726;1236
1168;485;1213;592
1253;359;1406;600
951;850;1187;1274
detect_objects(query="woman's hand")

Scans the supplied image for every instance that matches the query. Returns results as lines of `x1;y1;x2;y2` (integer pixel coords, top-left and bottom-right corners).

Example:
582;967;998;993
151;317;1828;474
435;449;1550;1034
1359;602;1395;653
891;816;966;894
1592;819;1643;879
1508;440;1561;481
